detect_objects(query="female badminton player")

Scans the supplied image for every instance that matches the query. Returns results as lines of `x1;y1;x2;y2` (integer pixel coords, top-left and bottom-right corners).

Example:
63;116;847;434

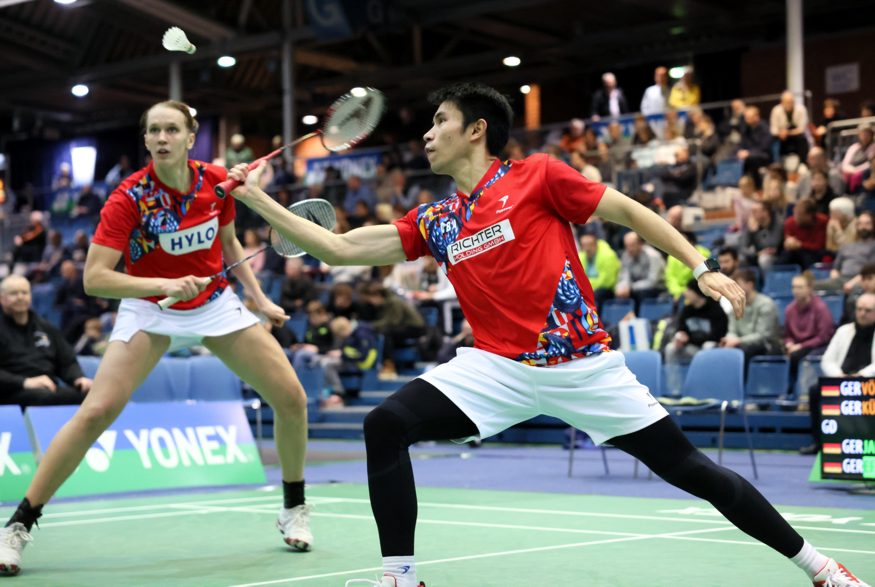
224;83;868;587
0;100;312;577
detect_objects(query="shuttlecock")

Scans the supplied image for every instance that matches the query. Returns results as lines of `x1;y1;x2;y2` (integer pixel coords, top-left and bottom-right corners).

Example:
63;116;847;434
162;27;196;55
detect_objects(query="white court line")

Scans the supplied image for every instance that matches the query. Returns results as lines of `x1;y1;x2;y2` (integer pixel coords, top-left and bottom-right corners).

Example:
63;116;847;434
225;525;742;587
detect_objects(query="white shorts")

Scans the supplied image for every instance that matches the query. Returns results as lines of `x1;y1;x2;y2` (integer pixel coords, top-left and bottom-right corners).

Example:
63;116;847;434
419;348;669;445
110;288;260;352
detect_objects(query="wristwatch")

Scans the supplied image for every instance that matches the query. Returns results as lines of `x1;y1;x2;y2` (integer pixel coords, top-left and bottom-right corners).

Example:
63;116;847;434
692;257;720;280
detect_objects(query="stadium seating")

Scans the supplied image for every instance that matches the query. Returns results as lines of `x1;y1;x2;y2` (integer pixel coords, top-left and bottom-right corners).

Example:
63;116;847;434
762;264;800;296
822;295;844;325
638;297;674;322
601;298;634;327
772;295;793;326
187;355;241;401
623;350;662;395
287;316;308;341
340;333;384;395
673;348;758;478
745;355;790;404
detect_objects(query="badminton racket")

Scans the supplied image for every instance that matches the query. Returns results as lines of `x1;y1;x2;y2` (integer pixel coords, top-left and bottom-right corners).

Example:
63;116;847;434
215;86;386;198
157;198;336;310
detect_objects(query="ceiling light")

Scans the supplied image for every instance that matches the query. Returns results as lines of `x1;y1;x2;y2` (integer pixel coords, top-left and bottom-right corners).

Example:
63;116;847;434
217;55;236;68
54;0;78;4
519;85;531;94
668;66;686;80
350;87;367;97
71;84;89;97
302;115;318;126
502;56;521;67
188;107;197;117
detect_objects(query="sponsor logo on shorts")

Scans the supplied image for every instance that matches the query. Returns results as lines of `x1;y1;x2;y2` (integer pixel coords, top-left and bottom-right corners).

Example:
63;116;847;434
447;219;515;265
159;217;218;255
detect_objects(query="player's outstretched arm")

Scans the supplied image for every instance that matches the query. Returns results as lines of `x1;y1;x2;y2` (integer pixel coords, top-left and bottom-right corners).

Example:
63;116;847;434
594;187;745;317
84;242;207;301
230;162;408;267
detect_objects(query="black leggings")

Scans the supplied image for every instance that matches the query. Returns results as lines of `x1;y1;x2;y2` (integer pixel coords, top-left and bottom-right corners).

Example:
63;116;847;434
363;379;803;559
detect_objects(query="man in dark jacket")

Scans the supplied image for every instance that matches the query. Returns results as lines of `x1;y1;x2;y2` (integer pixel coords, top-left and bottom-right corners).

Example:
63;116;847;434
738;105;774;182
664;279;728;365
0;275;92;406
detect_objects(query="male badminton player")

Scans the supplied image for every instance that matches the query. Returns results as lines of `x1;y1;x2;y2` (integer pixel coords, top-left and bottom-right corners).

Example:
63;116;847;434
229;83;867;587
0;101;313;576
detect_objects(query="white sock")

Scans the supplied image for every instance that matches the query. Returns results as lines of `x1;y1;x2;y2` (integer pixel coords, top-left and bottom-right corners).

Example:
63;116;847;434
383;556;416;587
790;540;830;577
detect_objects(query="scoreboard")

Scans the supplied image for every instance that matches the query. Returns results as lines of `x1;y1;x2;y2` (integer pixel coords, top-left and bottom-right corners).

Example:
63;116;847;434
819;377;875;481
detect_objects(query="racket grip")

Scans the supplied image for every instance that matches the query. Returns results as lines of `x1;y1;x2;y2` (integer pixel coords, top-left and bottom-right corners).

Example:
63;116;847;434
157;296;180;311
215;149;283;198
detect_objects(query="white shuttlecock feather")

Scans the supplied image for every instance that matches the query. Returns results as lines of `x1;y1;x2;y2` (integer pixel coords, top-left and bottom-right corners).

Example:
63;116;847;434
162;27;196;55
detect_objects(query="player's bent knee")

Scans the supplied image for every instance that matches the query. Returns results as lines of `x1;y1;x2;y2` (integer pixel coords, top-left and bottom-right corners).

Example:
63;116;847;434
363;405;409;447
265;385;307;420
75;400;125;432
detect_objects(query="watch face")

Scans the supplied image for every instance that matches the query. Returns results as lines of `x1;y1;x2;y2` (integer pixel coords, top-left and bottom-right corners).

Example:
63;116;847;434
705;258;720;272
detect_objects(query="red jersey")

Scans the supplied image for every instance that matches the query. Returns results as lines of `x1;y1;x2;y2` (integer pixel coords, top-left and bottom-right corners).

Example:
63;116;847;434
92;160;234;310
393;154;611;366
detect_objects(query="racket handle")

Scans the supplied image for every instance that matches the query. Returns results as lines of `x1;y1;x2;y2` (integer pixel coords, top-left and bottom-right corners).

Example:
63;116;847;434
157;296;180;310
215;148;283;199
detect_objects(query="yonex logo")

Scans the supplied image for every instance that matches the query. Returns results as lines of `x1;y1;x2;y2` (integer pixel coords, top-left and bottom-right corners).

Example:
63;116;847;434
0;432;23;476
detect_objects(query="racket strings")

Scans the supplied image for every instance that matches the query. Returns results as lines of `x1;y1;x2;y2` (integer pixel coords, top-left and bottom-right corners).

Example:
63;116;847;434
321;88;385;151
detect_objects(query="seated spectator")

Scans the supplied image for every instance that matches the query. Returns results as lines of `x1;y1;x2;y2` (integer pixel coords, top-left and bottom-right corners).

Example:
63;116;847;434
225;133;254;169
9;211;46;271
72;317;109;357
436;319;475;365
825;197;857;253
241;228;267;275
777;198;827;270
327;282;361;319
631;114;656;146
559;119;587;154
664;279;728;366
740;201;783;270
732;175;758;232
320;317;379;408
720;269;784;359
717;247;741;277
816;211;875;294
844;263;875;322
797;146;845;199
0;275;92;407
55;260;103;338
811;98;844;146
72;185;103;218
569;149;602;183
737;106;773;183
376;168;415;210
760;174;787;220
615;232;666;311
301;301;334;355
64;230;90;264
342;175;377;216
36;230;66;281
664;233;711;301
717;98;747;154
104;154;133;189
770;90;810;162
279;257;318;315
840;124;875;193
784;272;835;391
358;281;426;377
800;293;875;454
657;146;696;208
578;233;620;309
807;169;836;216
668;66;700;109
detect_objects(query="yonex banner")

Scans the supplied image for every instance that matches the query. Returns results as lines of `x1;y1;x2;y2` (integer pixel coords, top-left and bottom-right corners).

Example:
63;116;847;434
26;402;265;498
0;406;37;501
304;148;383;185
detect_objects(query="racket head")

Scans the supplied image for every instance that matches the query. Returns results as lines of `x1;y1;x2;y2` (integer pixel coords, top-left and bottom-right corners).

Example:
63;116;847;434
320;87;386;152
267;198;338;258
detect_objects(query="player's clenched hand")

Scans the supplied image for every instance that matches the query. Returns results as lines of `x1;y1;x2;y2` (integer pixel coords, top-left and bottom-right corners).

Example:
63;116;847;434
229;161;268;201
257;298;290;328
698;271;745;318
162;275;210;301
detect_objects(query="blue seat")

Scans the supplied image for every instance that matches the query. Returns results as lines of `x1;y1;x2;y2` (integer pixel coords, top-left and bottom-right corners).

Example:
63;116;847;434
131;359;176;402
601;299;634;327
420;306;440;328
77;355;101;378
638;297;674;322
291;353;325;403
762;265;800;297
745;355;790;402
810;263;832;281
772;295;793;327
709;159;744;188
287;317;308;341
822;295;844;325
623;350;661;394
672;348;757;478
187;355;240;401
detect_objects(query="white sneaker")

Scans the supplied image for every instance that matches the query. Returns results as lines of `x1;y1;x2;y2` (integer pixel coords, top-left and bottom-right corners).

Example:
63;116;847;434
276;504;312;552
813;559;871;586
0;523;32;576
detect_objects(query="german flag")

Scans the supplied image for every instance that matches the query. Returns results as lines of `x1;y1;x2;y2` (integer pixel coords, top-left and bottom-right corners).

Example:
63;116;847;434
822;404;841;416
823;443;842;455
823;462;843;475
821;385;840;397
